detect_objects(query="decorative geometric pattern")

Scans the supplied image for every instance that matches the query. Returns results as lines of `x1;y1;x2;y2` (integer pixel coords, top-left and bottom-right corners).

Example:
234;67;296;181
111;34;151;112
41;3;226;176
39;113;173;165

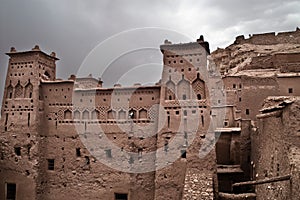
192;78;205;98
14;82;23;98
57;110;64;120
25;82;33;98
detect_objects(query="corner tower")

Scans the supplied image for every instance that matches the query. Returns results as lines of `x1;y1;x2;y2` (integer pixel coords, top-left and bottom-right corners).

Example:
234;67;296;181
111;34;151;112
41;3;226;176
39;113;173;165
0;45;58;200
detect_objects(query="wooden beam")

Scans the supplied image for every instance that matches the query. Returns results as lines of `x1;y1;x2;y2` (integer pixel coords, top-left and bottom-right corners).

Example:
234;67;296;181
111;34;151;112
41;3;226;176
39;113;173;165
233;174;291;187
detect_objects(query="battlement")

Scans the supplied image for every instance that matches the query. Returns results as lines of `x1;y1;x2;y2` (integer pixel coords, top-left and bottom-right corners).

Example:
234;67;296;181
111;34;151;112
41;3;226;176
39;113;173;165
6;45;59;61
161;35;210;54
234;27;300;45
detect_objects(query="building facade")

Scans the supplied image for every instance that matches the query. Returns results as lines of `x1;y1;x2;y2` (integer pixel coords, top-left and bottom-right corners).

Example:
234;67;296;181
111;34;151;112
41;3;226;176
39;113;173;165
0;29;300;200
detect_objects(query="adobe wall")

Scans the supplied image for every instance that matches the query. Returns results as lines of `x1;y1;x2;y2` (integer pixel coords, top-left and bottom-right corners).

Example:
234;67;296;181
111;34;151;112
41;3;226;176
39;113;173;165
277;76;300;96
239;120;252;181
239;75;279;120
154;39;216;200
38;82;161;199
234;29;300;45
1;31;299;199
0;47;58;200
252;98;300;200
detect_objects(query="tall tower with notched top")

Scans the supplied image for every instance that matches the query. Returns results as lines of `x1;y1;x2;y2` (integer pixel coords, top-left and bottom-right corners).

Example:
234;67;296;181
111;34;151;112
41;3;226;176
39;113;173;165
0;46;58;199
154;36;216;200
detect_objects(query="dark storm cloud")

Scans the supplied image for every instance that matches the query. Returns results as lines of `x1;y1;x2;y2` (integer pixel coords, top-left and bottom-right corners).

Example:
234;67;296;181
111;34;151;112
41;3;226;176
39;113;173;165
0;0;299;111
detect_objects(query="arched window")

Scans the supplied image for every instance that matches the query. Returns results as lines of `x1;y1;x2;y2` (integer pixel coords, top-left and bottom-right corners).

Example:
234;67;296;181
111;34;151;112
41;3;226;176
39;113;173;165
192;74;205;100
14;82;23;98
177;78;190;100
128;109;137;119
139;109;147;119
165;80;176;100
91;109;99;120
107;110;116;120
6;84;13;99
82;110;89;120
44;71;51;79
73;110;80;120
25;82;33;98
118;109;126;120
197;94;202;100
64;109;72;119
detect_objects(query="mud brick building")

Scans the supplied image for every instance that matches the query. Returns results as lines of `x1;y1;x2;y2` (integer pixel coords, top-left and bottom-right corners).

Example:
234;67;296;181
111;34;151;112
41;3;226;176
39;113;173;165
0;28;299;200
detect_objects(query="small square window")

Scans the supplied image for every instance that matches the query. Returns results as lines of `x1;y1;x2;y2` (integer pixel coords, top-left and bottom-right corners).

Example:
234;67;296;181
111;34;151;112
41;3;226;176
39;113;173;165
6;183;16;200
175;111;180;115
224;121;229;127
246;109;250;115
85;156;90;165
105;149;112;158
181;150;186;158
115;193;128;200
14;147;21;156
164;143;169;152
288;88;293;94
233;84;236;89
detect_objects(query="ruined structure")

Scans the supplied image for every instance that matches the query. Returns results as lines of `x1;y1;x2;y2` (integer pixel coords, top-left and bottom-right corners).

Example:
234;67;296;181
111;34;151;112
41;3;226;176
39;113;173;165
0;28;299;200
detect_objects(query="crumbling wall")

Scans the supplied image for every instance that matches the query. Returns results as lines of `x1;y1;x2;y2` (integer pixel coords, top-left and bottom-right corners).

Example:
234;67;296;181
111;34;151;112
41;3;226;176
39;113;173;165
211;29;300;75
253;97;300;200
234;29;300;45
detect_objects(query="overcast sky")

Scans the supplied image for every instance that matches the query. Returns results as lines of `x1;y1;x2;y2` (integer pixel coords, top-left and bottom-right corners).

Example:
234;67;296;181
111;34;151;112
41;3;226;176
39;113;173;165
0;0;299;107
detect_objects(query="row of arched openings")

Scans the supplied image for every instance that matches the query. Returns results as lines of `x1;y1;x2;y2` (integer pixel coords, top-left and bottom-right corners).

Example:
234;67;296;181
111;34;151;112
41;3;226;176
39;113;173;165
6;81;33;99
165;74;205;101
64;108;148;120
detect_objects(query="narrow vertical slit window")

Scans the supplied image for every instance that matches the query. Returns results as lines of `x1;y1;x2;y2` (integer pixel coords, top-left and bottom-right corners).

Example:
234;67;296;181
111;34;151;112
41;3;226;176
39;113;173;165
27;113;30;127
5;113;9;125
76;148;81;157
181;150;186;158
47;159;55;170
